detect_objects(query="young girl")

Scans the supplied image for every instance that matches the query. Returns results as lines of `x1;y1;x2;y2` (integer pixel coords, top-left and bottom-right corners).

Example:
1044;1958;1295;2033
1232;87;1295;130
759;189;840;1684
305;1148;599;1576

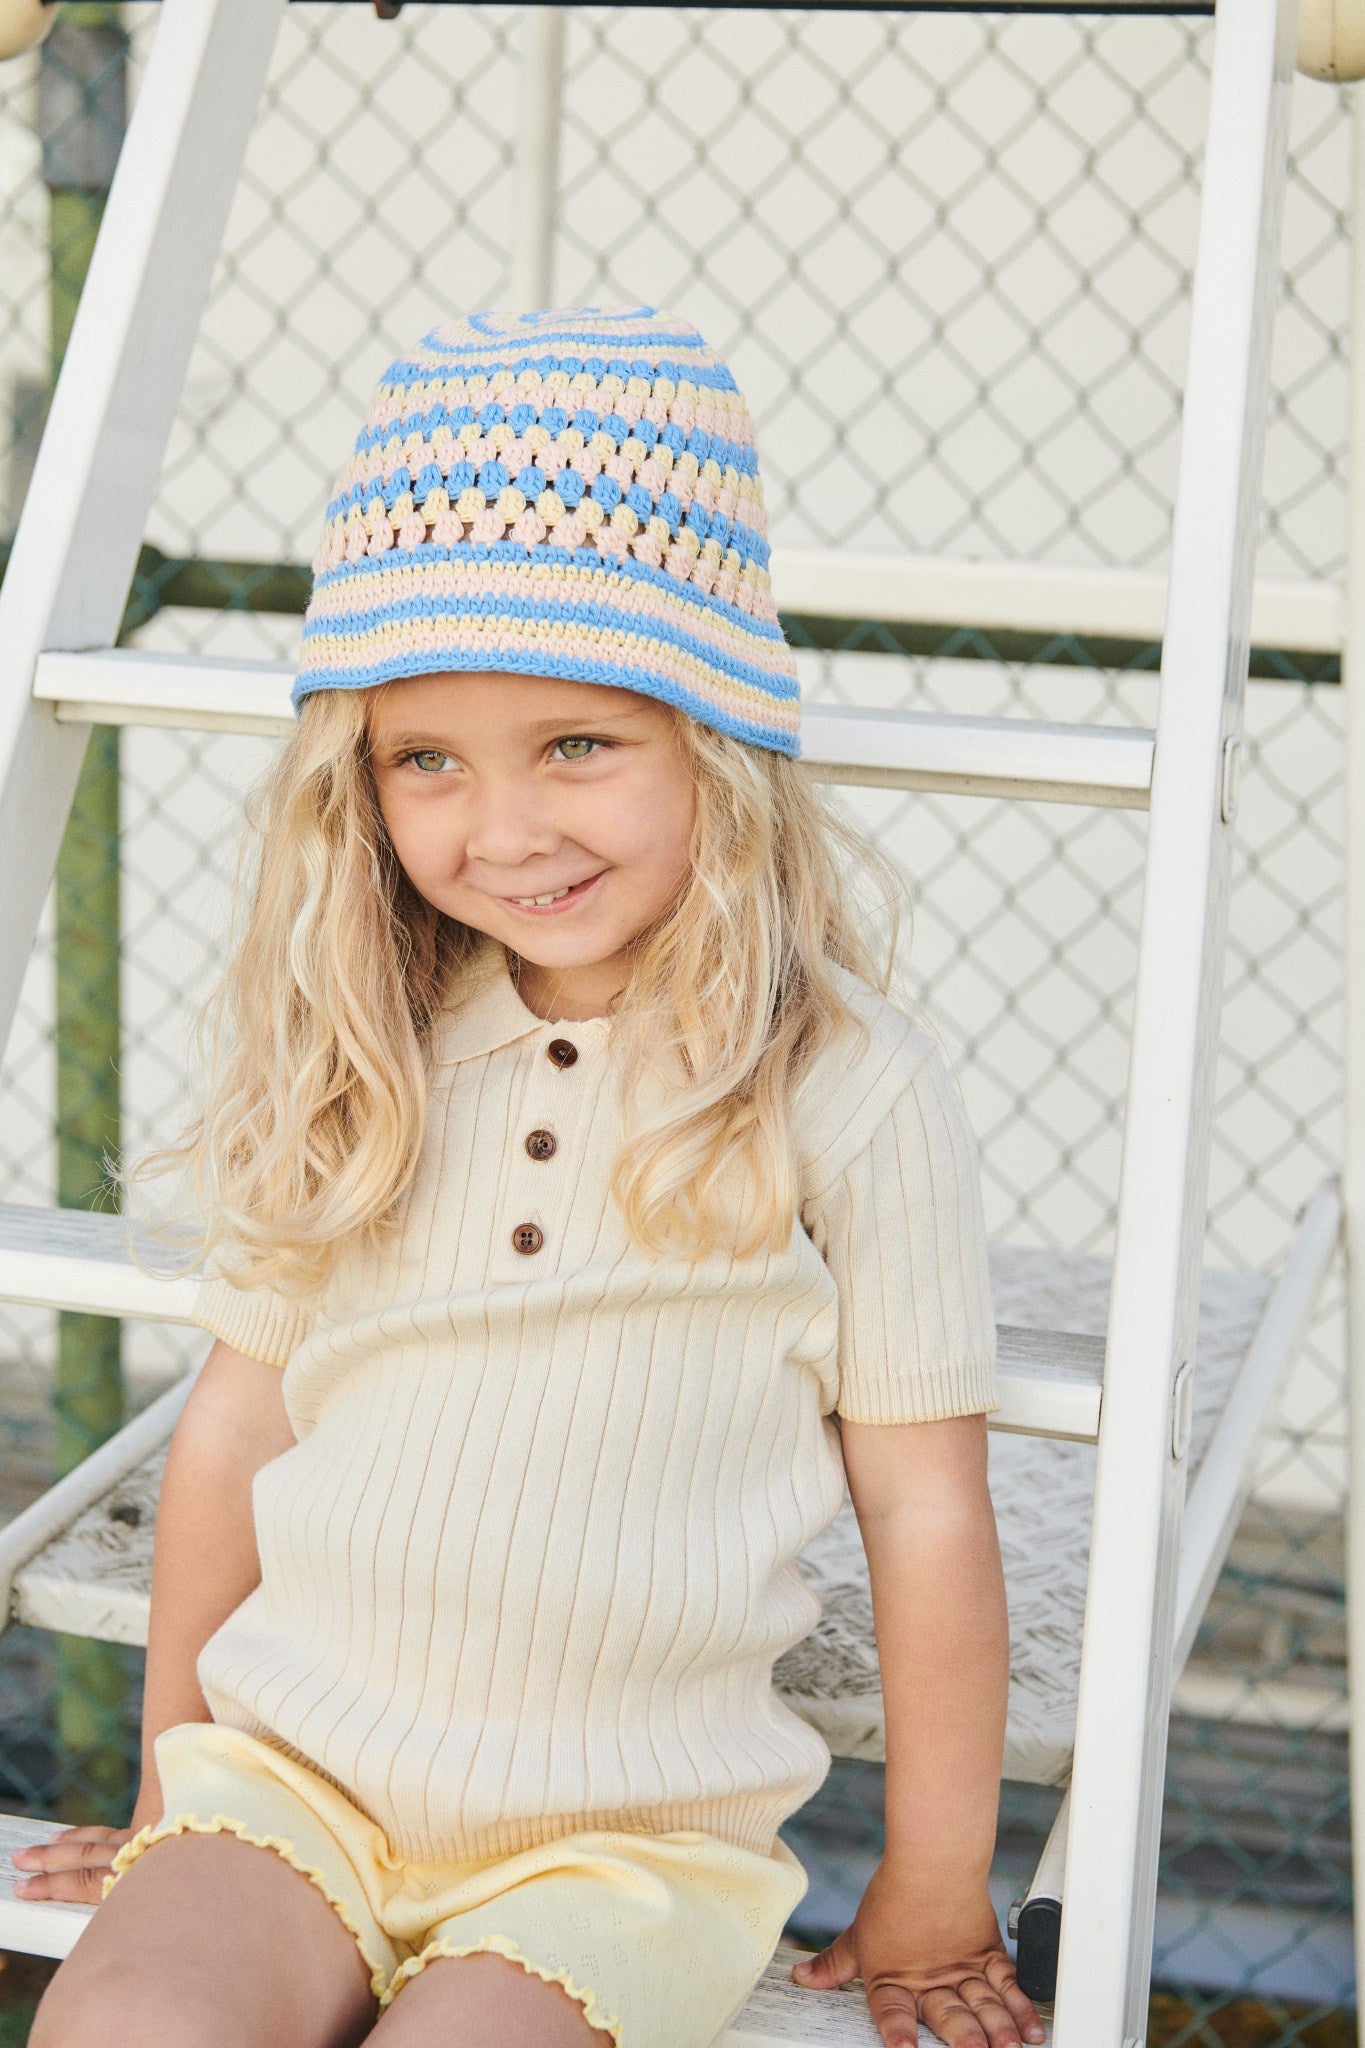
16;307;1044;2048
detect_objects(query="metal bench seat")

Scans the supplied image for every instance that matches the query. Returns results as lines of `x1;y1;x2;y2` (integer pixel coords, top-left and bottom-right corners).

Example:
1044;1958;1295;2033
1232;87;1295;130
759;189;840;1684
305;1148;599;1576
0;1102;1336;2003
780;1246;1274;1787
3;1209;1335;1756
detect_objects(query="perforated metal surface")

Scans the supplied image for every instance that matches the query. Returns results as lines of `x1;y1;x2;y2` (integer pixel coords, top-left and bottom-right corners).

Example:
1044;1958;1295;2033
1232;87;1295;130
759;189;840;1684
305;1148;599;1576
775;1247;1271;1786
10;1245;1272;1793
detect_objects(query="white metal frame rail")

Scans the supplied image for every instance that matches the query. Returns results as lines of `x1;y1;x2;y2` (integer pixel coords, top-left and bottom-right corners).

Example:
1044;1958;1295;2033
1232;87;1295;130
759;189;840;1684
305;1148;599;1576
1053;0;1299;2033
0;0;1335;2043
32;647;1159;808
1348;68;1365;2031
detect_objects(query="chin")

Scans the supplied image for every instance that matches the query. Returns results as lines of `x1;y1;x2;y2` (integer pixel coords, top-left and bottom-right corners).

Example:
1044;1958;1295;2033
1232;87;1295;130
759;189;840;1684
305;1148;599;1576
515;934;615;961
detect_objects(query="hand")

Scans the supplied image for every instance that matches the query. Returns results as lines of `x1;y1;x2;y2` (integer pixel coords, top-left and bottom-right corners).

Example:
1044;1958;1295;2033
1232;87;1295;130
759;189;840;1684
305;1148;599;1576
11;1824;138;1906
789;1860;1045;2048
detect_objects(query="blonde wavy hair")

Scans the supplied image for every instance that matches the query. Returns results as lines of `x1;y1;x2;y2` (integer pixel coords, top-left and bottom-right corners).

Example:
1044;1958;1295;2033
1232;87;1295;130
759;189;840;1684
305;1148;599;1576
121;682;912;1302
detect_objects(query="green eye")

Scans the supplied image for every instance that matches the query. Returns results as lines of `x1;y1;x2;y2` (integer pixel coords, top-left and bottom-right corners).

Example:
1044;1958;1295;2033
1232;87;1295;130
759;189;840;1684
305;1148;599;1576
410;750;449;772
555;737;599;759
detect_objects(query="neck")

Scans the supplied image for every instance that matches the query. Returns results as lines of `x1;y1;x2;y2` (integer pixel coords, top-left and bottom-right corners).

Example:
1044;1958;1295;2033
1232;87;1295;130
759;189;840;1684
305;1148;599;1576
508;948;629;1024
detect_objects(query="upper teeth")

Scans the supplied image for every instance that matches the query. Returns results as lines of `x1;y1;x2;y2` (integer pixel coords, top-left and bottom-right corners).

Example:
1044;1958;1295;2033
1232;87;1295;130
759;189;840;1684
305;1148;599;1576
514;885;574;906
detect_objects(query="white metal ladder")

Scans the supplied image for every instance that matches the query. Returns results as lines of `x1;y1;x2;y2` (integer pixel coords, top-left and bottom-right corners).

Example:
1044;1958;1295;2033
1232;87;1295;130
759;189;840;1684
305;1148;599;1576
0;0;1341;2042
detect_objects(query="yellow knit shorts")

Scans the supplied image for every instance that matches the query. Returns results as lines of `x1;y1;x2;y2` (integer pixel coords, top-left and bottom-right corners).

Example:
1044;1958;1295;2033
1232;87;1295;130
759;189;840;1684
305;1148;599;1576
102;1723;810;2048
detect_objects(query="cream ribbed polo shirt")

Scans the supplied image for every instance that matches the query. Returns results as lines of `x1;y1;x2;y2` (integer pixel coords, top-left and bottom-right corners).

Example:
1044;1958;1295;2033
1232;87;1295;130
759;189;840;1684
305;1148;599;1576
189;933;998;1863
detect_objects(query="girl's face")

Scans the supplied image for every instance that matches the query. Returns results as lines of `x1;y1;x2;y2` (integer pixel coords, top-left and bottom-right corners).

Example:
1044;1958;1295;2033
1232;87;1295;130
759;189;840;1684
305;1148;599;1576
367;670;696;1021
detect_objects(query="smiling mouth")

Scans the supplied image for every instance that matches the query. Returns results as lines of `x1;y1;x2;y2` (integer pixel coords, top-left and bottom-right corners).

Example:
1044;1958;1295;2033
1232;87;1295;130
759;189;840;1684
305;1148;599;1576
501;872;606;911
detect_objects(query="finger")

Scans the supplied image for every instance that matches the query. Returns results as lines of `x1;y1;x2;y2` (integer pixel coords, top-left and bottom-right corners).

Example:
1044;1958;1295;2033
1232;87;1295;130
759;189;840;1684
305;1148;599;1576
12;1826;107;1865
16;1832;119;1872
919;1987;990;2048
983;1961;1046;2044
955;1976;1030;2048
13;1860;110;1905
13;1833;121;1885
1012;1997;1046;2044
977;2000;1028;2048
864;1980;924;2048
791;1930;859;1990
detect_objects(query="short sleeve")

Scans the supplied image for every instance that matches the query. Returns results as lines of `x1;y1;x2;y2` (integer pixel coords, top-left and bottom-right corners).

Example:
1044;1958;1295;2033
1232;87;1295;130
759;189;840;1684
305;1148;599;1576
802;1041;999;1425
193;1269;316;1370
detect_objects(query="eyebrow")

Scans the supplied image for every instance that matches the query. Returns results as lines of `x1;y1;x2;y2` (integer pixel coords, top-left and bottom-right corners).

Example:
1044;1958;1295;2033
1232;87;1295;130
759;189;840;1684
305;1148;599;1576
519;708;654;733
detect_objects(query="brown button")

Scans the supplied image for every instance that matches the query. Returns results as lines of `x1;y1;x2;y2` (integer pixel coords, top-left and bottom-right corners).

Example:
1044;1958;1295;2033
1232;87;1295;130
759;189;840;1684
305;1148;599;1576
525;1129;557;1161
546;1038;578;1068
511;1222;544;1255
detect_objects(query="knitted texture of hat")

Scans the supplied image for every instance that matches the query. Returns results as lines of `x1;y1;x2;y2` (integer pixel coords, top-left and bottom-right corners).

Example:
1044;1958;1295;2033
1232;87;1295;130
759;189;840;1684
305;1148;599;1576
294;306;800;756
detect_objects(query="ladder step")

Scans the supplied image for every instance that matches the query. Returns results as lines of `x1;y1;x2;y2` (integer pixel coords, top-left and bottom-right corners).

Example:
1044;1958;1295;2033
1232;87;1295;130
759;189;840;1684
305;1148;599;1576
0;1202;204;1325
0;1203;1103;1441
769;549;1341;657
0;1210;1331;1981
33;649;1155;808
0;1816;102;1961
778;1244;1292;1789
720;1943;1054;2046
0;1241;1281;1786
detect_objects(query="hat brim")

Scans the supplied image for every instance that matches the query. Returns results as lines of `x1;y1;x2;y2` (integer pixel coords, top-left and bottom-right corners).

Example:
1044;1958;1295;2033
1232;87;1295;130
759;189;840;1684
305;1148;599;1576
295;544;801;758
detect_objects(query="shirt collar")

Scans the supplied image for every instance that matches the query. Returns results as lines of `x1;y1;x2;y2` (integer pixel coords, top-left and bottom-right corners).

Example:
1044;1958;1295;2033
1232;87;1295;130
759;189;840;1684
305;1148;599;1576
434;932;615;1065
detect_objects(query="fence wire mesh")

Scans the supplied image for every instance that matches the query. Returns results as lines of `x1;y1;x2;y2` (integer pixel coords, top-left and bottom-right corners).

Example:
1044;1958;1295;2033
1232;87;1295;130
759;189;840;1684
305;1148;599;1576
0;5;1355;2038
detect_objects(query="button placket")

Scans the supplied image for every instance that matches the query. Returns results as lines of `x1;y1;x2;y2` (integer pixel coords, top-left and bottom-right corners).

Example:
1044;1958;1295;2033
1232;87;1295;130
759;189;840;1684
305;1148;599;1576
506;1032;580;1261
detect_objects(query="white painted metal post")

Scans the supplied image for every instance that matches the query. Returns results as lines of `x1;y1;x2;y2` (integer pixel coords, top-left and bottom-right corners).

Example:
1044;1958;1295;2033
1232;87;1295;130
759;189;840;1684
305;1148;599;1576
1051;0;1297;2038
510;5;566;309
1342;79;1365;2046
0;0;284;1059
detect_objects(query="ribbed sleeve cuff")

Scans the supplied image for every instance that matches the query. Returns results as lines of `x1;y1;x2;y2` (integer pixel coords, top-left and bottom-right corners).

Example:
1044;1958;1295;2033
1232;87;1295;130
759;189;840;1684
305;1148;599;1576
193;1273;312;1370
835;1352;1001;1426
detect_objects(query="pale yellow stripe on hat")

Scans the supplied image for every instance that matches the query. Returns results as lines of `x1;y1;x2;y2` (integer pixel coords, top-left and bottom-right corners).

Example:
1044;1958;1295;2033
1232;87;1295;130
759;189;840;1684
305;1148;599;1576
303;560;795;683
299;584;796;701
298;614;800;739
298;618;800;738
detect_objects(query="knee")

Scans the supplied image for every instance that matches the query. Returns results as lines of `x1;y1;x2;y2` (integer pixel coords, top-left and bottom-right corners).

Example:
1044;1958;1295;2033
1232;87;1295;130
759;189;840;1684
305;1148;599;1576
30;1957;223;2048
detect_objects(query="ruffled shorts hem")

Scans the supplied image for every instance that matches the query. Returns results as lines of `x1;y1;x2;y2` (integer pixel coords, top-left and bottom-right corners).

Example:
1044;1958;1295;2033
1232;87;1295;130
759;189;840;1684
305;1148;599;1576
118;1725;809;2046
104;1811;626;2034
102;1810;392;2003
379;1928;622;2040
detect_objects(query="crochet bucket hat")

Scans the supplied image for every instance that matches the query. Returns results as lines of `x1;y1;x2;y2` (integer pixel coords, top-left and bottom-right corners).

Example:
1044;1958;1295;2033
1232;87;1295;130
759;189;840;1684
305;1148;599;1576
294;306;801;756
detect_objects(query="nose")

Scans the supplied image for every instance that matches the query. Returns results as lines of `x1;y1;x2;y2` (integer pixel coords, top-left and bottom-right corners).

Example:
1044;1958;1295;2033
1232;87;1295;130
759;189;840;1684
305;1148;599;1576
460;774;560;873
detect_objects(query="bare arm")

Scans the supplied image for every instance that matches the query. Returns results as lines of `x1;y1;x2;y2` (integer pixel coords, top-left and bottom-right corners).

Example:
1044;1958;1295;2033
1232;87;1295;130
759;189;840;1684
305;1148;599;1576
847;1412;1007;1887
12;1336;296;1901
133;1336;298;1825
792;1414;1043;2048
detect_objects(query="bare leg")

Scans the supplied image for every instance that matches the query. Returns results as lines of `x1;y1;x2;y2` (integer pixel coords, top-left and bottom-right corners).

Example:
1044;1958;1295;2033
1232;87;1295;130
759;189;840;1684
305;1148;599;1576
369;1950;616;2047
29;1828;379;2048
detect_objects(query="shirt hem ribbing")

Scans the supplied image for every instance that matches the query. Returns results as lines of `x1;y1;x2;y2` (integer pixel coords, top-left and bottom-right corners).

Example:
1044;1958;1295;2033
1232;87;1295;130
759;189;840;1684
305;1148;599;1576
834;1353;1000;1426
193;1273;309;1370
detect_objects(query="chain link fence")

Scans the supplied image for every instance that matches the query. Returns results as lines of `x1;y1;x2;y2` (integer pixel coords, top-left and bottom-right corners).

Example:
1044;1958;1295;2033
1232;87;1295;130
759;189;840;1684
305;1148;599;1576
0;5;1355;2037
